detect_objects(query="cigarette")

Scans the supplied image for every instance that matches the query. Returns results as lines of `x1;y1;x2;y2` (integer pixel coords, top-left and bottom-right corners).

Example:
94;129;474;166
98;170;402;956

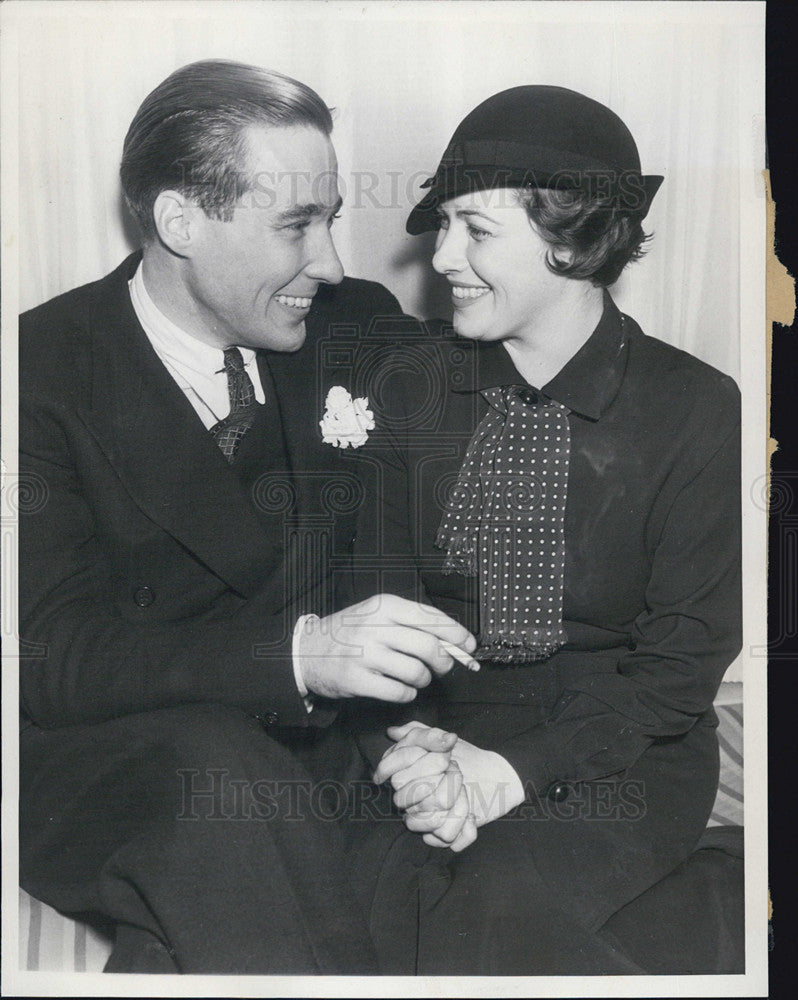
440;640;481;672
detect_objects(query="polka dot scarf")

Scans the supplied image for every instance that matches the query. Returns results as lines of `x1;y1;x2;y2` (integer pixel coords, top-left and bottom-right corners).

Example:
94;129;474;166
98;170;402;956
435;385;570;663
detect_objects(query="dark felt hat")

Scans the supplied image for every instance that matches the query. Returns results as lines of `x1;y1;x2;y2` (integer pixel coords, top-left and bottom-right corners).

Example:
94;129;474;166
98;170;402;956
406;85;663;235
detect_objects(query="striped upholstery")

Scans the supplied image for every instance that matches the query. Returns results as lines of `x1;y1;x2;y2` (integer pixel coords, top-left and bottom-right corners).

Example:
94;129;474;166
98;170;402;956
708;697;744;827
18;683;745;973
18;888;113;971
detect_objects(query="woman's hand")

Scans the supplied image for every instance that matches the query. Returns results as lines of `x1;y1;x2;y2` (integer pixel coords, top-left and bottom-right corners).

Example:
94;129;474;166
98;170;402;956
373;725;459;809
374;722;527;851
373;724;477;851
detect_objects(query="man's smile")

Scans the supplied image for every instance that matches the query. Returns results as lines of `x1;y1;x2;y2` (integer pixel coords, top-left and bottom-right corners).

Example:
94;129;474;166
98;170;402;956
274;294;314;309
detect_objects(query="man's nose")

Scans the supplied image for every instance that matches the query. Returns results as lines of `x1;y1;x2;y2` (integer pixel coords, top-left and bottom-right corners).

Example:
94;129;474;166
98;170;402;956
306;226;344;286
431;226;466;275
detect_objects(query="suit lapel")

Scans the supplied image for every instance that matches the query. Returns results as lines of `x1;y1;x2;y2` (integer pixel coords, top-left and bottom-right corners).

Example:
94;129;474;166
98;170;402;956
78;255;282;598
264;303;361;613
265;325;336;612
264;337;329;507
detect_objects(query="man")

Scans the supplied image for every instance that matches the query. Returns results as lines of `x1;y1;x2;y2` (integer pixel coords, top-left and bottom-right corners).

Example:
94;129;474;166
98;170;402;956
18;59;475;974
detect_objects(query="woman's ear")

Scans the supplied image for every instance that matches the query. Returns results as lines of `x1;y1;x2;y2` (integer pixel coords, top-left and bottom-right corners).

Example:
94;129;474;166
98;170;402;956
545;245;574;271
152;190;200;257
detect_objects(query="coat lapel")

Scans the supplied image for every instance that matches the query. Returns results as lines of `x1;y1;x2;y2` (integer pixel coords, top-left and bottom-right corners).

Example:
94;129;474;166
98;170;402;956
264;337;330;508
264;302;364;613
78;255;283;598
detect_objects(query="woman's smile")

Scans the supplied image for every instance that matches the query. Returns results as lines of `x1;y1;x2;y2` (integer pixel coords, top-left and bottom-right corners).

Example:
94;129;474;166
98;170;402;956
432;188;570;346
450;283;491;303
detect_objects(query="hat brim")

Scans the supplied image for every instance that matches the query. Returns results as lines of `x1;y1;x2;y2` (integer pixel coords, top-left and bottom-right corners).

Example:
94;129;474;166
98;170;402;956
406;170;663;235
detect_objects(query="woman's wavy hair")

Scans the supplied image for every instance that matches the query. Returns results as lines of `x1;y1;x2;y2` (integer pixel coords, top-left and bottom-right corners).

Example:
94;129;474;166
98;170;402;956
518;184;652;288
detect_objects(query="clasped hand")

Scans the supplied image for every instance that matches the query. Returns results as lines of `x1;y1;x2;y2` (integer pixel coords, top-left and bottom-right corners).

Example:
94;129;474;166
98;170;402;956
373;722;525;853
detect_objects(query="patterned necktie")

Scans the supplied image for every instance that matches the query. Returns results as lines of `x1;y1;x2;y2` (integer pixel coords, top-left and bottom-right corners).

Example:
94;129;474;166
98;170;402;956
436;385;570;663
210;347;258;462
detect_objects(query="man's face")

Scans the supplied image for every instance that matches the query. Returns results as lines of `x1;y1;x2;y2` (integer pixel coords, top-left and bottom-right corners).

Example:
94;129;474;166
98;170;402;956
184;125;344;351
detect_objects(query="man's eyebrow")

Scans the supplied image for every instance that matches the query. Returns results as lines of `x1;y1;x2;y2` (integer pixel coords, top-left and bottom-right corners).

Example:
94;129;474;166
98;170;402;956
275;197;343;223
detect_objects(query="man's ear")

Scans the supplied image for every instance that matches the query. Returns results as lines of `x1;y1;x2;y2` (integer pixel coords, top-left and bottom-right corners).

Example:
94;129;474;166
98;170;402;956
152;190;202;256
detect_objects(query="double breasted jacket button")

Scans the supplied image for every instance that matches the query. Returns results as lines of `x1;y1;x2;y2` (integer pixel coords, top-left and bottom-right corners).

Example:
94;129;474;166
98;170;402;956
133;586;155;608
546;781;570;803
260;710;279;727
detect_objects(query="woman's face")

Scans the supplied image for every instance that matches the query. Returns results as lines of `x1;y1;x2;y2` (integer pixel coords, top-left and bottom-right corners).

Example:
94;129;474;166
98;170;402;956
432;187;567;345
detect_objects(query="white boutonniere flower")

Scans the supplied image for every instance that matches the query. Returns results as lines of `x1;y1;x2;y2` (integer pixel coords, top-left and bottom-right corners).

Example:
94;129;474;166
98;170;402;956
320;386;375;449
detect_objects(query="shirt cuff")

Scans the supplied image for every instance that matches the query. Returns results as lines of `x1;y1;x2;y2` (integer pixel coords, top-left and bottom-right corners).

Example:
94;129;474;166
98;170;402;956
292;614;319;713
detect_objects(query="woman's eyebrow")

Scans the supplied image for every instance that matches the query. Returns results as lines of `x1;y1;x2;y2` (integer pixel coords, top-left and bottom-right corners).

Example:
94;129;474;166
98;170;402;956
455;208;501;225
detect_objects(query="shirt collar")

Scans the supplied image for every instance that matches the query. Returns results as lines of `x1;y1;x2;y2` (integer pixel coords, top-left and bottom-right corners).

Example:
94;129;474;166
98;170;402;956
458;290;629;421
129;261;258;382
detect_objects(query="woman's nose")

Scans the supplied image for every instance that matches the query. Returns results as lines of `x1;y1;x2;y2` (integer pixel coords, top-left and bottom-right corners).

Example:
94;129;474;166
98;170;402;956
431;225;467;275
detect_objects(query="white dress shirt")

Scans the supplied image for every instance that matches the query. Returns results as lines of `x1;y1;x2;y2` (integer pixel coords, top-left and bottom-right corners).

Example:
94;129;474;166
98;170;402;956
129;262;266;423
129;262;312;707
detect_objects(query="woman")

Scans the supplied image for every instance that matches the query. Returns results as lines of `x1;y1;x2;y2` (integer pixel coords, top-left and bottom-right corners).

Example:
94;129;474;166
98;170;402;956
352;86;741;975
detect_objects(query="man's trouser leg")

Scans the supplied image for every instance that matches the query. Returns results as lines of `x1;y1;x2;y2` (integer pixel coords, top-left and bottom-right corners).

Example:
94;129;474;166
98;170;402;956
20;703;380;974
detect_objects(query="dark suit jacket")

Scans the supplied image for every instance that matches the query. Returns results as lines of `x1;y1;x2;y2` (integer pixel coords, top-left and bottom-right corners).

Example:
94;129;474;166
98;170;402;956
19;252;402;730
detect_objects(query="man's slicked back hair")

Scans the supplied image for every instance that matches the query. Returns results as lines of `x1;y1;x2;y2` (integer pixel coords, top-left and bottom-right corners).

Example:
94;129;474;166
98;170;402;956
120;59;333;238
